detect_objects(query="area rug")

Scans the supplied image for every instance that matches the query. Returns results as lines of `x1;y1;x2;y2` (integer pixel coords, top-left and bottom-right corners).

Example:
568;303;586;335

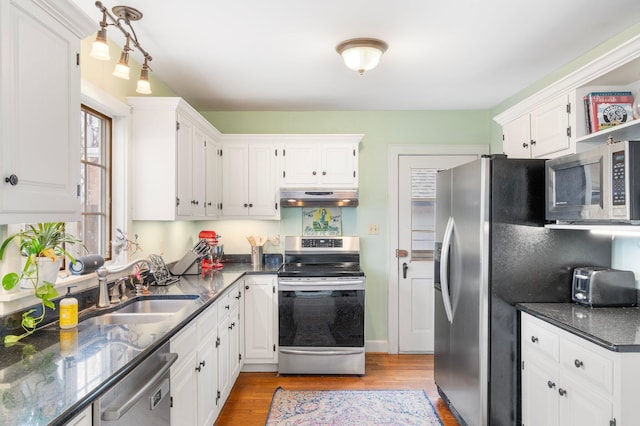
265;387;443;425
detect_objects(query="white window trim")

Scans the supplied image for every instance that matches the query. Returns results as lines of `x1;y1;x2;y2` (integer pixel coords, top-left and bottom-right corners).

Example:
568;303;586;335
80;80;131;266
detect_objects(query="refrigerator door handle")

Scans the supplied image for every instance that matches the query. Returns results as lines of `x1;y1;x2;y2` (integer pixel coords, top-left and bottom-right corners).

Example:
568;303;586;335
440;216;454;323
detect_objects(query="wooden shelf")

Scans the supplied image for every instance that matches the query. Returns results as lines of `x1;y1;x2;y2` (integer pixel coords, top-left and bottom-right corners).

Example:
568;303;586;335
576;118;640;144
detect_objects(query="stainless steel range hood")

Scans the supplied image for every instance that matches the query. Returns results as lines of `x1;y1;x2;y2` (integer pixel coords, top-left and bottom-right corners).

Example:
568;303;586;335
280;188;359;207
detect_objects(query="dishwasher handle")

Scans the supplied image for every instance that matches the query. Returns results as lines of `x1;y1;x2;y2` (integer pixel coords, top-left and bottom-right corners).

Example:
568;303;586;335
102;352;178;421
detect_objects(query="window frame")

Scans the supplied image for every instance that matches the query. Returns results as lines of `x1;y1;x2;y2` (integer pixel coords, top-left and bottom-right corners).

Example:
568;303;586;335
79;104;113;261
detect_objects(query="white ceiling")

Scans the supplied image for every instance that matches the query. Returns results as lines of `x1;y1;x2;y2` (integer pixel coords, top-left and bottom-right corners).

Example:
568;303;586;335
72;0;640;111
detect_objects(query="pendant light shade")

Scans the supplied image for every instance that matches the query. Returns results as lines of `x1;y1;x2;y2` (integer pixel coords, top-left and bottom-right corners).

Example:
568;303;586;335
90;28;110;61
136;60;152;94
336;38;388;75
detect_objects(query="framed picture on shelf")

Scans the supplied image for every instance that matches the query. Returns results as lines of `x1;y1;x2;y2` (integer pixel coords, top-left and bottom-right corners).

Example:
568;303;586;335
302;207;342;236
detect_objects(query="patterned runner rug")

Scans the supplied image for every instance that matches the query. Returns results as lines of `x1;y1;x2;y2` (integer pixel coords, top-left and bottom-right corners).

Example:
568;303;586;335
265;387;444;425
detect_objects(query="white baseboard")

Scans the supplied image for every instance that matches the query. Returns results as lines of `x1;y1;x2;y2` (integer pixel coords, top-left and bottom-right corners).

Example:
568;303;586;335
365;340;388;353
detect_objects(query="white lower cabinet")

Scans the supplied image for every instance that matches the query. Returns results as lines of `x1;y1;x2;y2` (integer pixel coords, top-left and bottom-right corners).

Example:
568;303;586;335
169;282;250;424
196;303;219;426
521;312;640;426
229;286;243;382
170;321;198;426
170;299;222;426
243;275;278;366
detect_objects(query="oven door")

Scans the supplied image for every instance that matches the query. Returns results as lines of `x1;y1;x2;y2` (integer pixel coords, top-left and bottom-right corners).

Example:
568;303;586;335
278;277;365;374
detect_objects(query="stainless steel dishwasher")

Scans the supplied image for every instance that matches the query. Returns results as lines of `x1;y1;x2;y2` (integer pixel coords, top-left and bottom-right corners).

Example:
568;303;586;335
93;341;177;425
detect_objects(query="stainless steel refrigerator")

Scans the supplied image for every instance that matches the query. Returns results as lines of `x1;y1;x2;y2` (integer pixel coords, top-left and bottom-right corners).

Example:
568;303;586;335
433;156;611;426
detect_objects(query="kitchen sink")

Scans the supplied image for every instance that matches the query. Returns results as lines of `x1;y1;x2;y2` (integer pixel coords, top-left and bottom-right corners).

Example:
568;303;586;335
88;295;199;325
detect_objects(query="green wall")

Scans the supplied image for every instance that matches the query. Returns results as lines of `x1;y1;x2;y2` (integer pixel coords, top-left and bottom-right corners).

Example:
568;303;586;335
201;111;492;343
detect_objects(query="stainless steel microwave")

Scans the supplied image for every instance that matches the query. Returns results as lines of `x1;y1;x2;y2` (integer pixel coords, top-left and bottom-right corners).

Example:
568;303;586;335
545;140;640;223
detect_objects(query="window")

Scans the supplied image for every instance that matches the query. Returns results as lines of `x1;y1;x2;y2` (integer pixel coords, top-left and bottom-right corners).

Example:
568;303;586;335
79;105;112;260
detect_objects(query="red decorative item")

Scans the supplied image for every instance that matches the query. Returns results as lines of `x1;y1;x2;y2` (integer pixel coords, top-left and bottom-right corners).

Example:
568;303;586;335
199;230;224;272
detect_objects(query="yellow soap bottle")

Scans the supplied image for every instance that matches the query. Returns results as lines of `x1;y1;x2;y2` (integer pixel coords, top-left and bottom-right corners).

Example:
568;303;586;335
60;286;78;329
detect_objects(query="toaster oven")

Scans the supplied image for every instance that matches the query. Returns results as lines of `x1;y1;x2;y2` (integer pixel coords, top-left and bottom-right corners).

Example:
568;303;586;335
572;267;636;307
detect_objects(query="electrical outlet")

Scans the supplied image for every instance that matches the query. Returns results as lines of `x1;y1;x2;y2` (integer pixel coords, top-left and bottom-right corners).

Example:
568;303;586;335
368;224;380;235
269;235;280;246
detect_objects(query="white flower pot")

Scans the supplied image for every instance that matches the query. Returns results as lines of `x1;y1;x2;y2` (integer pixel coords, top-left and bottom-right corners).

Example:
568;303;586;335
19;257;62;289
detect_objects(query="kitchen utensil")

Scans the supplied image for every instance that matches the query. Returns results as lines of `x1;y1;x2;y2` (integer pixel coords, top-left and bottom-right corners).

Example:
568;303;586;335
170;239;210;275
148;254;179;286
251;245;263;266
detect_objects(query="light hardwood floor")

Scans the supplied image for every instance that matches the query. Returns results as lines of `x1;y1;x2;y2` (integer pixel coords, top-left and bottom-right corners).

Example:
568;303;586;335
215;353;459;425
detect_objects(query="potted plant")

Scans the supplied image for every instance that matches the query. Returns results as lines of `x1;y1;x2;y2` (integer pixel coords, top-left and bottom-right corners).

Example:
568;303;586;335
0;222;82;346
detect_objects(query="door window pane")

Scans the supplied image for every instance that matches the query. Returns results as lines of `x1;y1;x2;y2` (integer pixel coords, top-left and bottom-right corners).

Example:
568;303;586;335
411;169;437;260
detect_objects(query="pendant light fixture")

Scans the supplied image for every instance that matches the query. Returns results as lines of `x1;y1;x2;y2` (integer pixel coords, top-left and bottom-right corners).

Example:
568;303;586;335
336;38;388;75
90;2;153;94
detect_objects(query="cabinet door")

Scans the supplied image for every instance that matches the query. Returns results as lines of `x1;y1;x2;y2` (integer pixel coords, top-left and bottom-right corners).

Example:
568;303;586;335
319;143;357;186
522;350;560;426
530;95;571;159
244;276;277;362
171;349;198;426
176;114;195;217
192;126;207;217
221;143;249;216
205;140;220;217
0;1;81;222
229;303;241;381
171;322;198;425
559;374;613;426
281;144;317;185
197;332;217;426
217;314;231;406
502;114;532;158
248;144;278;217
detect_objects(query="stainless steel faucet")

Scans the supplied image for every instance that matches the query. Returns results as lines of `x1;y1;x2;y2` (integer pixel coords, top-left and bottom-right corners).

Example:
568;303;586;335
96;258;155;308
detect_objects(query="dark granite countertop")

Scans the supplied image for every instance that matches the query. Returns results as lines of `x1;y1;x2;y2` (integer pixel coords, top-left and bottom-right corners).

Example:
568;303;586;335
517;302;640;353
0;262;279;425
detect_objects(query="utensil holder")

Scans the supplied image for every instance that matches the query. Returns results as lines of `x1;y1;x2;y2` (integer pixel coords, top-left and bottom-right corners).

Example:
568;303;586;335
251;246;263;266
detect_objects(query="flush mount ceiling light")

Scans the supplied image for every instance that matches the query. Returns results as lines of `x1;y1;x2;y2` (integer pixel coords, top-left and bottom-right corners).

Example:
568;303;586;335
90;1;153;94
336;38;388;75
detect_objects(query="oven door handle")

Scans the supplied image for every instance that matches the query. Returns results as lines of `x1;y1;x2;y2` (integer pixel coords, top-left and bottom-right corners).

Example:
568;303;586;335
279;348;364;356
279;279;365;289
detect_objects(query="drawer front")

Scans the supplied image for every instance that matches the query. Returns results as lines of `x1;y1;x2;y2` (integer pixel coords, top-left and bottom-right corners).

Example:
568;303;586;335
217;292;231;322
522;313;560;362
228;283;240;310
561;338;613;395
197;303;218;341
171;321;197;366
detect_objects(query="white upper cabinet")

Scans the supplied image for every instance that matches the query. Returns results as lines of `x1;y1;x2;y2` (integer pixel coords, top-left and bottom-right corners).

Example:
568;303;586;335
503;95;572;159
220;137;281;219
0;0;93;224
496;35;640;156
280;135;362;188
128;97;222;221
205;138;221;218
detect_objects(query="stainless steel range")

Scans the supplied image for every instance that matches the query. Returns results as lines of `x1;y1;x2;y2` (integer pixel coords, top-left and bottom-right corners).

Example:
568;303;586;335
278;236;365;375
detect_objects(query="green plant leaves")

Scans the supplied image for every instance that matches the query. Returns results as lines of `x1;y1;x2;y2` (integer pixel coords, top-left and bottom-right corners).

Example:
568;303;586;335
1;272;19;290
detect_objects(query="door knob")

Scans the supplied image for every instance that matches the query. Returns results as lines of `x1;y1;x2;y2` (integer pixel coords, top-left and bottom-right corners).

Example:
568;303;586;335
402;262;408;279
4;175;18;186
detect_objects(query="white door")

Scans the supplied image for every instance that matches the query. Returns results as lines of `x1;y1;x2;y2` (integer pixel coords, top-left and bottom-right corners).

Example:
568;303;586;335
398;155;477;353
